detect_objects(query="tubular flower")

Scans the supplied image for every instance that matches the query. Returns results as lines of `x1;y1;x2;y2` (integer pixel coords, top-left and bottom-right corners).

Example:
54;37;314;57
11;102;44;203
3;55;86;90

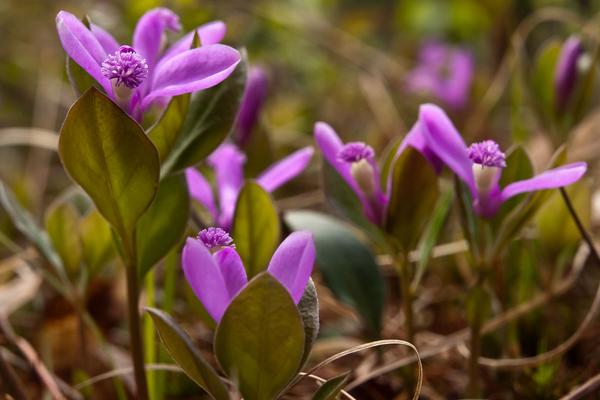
185;143;314;230
235;67;268;146
182;228;315;322
554;35;585;113
314;120;444;225
406;40;474;110
56;8;240;119
417;104;588;218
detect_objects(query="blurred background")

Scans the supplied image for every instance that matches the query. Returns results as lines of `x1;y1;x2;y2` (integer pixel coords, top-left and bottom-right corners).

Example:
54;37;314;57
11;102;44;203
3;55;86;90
2;0;600;398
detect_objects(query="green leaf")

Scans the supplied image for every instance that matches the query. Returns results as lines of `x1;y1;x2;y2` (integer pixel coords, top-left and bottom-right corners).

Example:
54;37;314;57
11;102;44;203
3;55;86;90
147;95;190;162
146;308;230;400
285;211;385;338
411;188;453;290
312;372;351;400
79;209;114;274
232;181;280;278
385;148;439;252
161;50;247;176
298;278;319;368
0;182;64;274
214;273;305;400
531;40;560;122
45;201;82;275
137;173;190;278
322;162;387;247
58;88;160;243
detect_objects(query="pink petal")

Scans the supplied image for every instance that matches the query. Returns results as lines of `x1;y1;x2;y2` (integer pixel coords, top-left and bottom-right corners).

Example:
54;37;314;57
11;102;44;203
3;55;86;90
267;231;315;303
142;44;240;111
500;162;587;201
257;147;314;192
185;168;218;222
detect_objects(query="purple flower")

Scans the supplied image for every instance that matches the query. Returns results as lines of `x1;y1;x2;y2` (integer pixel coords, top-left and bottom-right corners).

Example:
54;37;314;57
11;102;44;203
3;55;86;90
235;67;268;146
417;104;587;217
56;8;240;119
183;228;315;322
406;40;474;110
185;143;314;230
314;120;444;225
554;36;584;113
314;123;388;224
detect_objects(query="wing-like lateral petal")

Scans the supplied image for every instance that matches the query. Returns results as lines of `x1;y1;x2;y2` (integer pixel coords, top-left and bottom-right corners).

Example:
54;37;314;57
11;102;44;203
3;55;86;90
418;103;476;194
185;168;218;222
182;238;231;323
56;11;111;93
267;231;315;304
142;44;240;110
256;147;314;192
500;162;587;202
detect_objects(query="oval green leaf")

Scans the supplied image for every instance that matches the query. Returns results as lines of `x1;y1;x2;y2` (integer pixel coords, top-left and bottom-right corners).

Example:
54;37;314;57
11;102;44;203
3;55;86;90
137;173;190;278
147;94;190;162
285;210;385;338
146;308;230;400
385;148;439;252
312;372;351;400
45;201;82;275
161;50;247;176
58;88;160;242
232;181;280;278
214;273;305;400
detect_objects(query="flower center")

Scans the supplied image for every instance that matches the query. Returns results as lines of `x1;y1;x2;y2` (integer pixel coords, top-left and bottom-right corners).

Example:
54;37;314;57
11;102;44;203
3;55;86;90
198;227;235;251
101;45;148;89
337;142;375;164
467;140;506;168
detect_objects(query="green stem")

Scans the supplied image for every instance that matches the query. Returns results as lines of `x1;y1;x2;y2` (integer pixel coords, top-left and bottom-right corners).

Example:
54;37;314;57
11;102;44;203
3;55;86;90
123;233;149;400
467;271;485;397
144;270;156;400
397;255;414;344
468;298;483;397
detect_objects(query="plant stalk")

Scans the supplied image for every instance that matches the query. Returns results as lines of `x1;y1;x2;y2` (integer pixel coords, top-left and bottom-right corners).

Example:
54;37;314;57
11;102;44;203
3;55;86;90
399;259;415;344
467;298;483;397
123;233;149;400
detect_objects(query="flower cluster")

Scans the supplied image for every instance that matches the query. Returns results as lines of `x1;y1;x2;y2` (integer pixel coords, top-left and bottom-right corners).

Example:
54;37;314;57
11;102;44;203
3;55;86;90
56;8;240;119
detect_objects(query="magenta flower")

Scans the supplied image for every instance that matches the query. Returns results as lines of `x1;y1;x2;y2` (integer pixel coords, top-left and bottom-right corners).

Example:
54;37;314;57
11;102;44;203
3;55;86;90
56;8;240;119
314;120;442;225
417;104;587;217
406;40;474;110
182;227;315;322
554;36;584;113
235;67;268;146
185;143;314;230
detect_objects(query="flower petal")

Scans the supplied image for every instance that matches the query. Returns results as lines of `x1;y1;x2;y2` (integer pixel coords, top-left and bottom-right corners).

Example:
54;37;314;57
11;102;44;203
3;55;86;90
90;23;119;54
256;147;314;192
267;231;315;304
142;44;241;110
555;36;584;112
213;247;248;298
418;103;476;193
236;67;268;145
500;162;587;202
56;11;111;93
132;7;180;70
208;144;246;230
438;49;473;109
160;21;227;64
182;237;231;322
185;168;218;222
